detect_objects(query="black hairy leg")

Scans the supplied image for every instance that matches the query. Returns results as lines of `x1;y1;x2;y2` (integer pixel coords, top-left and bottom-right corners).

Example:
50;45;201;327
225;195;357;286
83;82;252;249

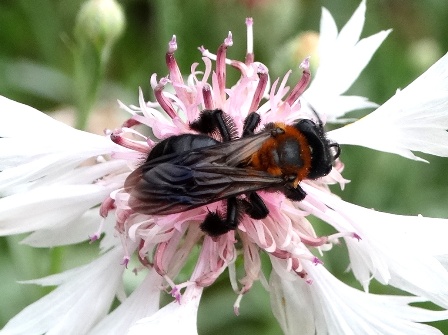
200;197;243;236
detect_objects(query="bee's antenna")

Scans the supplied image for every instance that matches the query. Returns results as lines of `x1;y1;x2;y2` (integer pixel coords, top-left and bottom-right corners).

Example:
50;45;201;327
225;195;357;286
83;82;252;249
307;104;324;127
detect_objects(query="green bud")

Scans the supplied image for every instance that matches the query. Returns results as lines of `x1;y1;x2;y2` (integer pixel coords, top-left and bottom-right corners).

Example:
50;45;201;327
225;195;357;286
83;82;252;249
75;0;125;52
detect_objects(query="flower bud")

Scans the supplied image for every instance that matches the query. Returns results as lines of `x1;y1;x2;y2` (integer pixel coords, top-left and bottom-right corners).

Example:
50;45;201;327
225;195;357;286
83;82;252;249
75;0;125;51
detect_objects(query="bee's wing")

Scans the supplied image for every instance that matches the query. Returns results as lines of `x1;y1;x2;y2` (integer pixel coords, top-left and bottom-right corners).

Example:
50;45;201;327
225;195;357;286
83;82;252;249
125;131;283;215
140;130;272;169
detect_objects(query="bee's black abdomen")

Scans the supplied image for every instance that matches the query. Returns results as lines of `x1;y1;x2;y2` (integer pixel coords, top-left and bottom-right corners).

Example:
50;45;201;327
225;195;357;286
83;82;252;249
146;134;220;162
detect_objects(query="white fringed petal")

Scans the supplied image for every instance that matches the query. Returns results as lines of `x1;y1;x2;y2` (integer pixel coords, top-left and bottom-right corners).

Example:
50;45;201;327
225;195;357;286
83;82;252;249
271;265;448;335
303;0;391;121
21;208;100;247
329;52;448;160
0;95;76;137
89;269;163;335
0;184;111;236
0;96;122;194
270;270;318;335
126;285;203;335
0;247;124;335
303;185;448;309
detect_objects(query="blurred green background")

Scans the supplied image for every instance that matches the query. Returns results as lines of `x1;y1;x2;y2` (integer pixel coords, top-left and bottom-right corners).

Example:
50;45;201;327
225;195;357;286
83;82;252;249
1;0;448;334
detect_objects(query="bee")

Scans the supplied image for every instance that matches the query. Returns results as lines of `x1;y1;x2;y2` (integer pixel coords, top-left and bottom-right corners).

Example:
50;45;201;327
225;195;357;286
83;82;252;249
124;109;340;236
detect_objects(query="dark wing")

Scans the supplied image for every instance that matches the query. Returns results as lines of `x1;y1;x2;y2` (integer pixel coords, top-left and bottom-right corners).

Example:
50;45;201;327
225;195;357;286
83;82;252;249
140;130;273;169
125;131;284;215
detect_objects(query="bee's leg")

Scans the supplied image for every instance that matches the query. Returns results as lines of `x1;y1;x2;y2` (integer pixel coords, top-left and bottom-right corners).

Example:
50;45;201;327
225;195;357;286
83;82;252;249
200;197;242;236
190;109;237;142
242;112;261;137
283;184;307;201
242;192;269;219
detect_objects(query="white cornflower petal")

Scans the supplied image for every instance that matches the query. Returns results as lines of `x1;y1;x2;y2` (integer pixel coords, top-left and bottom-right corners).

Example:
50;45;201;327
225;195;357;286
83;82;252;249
304;0;391;120
270;269;318;335
303;184;448;308
0;96;76;137
329;52;448;161
127;285;203;335
0;184;111;235
89;269;163;335
271;265;448;335
0;96;120;195
0;247;124;335
20;208;101;247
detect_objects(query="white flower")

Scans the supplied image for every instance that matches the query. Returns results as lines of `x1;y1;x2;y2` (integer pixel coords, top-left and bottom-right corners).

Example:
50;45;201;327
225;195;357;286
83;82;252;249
126;285;203;335
0;247;124;335
302;184;448;306
329;51;448;161
2;1;448;335
89;269;163;335
271;265;448;335
303;0;391;121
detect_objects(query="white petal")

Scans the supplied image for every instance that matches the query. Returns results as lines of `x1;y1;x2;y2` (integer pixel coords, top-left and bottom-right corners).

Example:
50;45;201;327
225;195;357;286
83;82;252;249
337;0;365;47
89;269;163;335
270;270;318;335
271;264;448;335
0;97;121;186
0;184;110;235
21;208;100;247
0;96;74;137
0;247;124;335
127;285;203;335
318;8;338;57
304;2;390;121
303;185;448;309
329;52;448;160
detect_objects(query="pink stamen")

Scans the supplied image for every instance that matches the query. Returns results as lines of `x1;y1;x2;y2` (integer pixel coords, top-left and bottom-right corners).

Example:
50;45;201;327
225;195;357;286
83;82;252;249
216;32;233;101
312;256;323;266
121;255;130;268
198;46;210;58
327;231;362;243
89;230;101;243
271;249;290;259
90;215;108;243
154;241;168;276
284;57;311;106
121;117;141;128
168;35;177;53
202;84;214;110
116;209;133;233
245;17;254;64
233;293;244;316
248;64;268;113
99;196;115;218
137;239;152;268
154;78;178;119
171;286;181;303
300;234;328;247
110;129;149;153
352;232;362;241
166;36;183;85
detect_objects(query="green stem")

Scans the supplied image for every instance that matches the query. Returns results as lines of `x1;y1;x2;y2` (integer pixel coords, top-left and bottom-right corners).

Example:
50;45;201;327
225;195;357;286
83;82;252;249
73;42;104;131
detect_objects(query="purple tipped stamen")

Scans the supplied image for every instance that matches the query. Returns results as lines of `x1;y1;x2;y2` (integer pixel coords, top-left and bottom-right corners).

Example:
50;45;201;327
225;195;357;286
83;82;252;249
216;33;233;101
202;84;214;110
154;78;179;119
248;64;268;113
285;56;311;106
110;129;149;153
